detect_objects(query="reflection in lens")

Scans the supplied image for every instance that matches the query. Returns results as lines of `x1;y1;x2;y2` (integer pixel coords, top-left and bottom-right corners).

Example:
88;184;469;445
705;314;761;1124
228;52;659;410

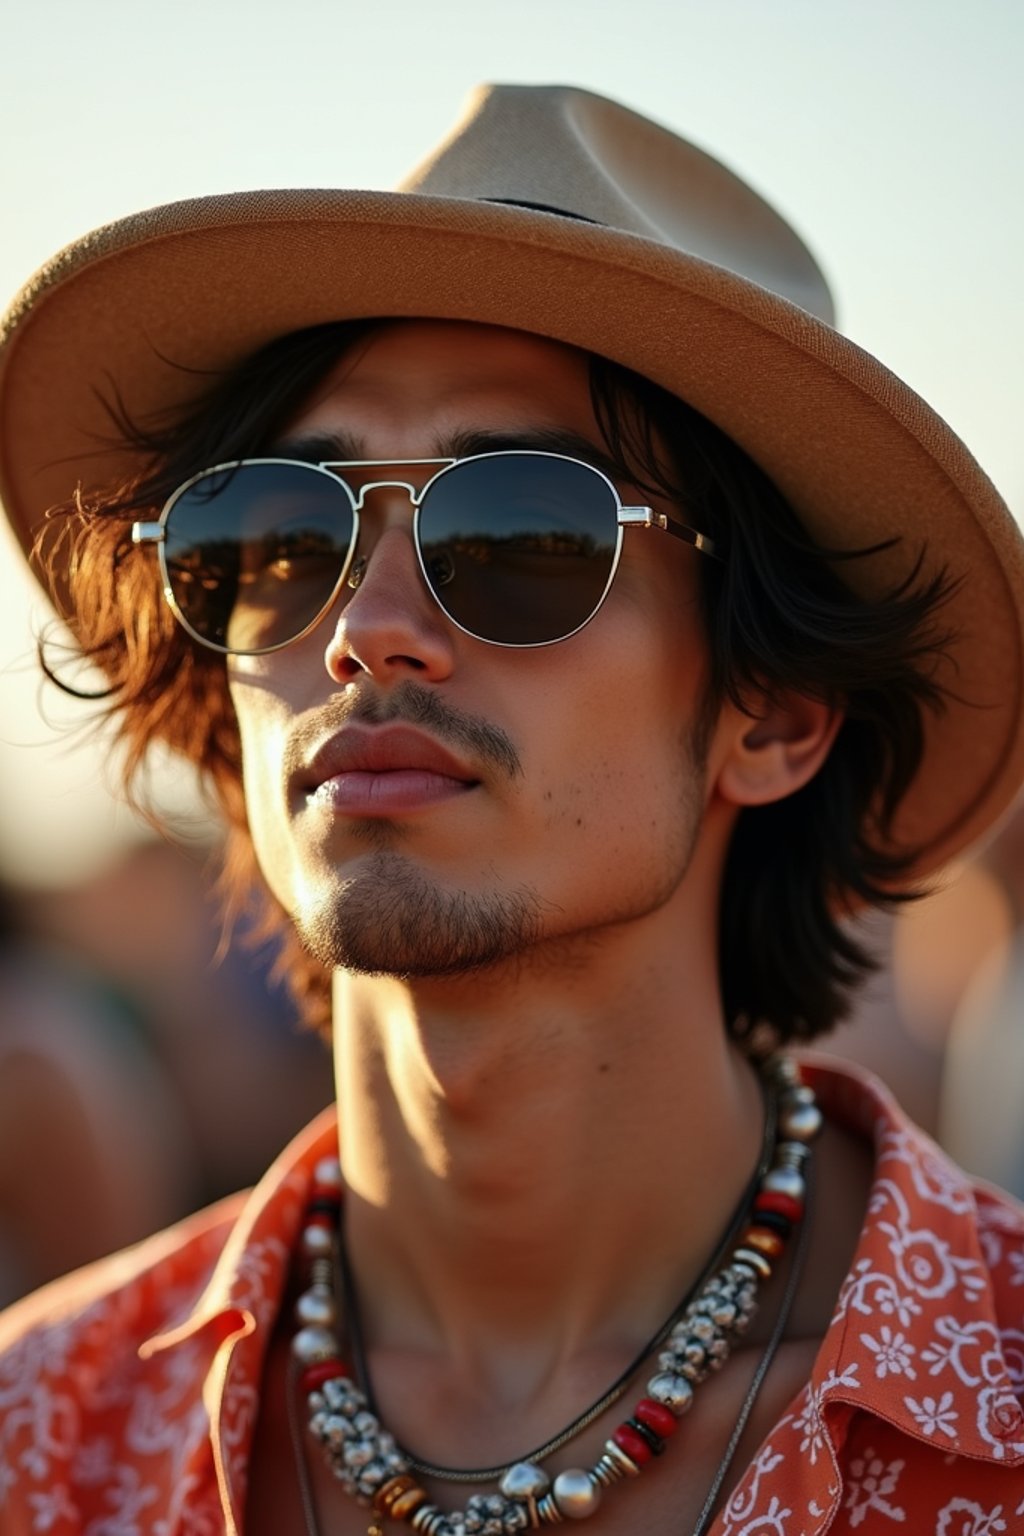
418;456;618;644
162;463;355;651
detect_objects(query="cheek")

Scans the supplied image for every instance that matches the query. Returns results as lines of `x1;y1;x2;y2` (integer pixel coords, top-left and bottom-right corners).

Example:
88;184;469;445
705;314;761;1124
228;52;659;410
228;678;296;905
525;640;706;841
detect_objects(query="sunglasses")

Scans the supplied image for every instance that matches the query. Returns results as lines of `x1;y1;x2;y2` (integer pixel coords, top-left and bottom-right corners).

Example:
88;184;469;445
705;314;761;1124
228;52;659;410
131;450;720;654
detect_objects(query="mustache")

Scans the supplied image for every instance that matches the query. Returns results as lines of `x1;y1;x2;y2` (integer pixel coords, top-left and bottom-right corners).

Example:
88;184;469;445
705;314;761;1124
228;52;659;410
285;680;523;783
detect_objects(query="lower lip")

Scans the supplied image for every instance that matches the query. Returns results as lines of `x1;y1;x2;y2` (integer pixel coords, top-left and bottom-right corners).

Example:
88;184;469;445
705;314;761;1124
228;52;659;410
308;770;478;815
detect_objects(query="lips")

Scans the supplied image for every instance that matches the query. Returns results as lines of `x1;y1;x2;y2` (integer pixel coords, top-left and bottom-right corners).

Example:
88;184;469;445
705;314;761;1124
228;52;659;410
298;724;480;815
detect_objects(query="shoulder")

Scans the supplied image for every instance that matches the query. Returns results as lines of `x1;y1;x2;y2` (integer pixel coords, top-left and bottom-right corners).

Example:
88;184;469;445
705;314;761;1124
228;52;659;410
0;1193;243;1350
799;1060;1024;1499
0;1197;244;1532
0;1109;336;1531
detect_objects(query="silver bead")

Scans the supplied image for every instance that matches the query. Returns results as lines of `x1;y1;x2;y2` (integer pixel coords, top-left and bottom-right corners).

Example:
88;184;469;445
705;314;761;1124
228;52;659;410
536;1493;564;1524
726;1261;758;1291
500;1464;551;1501
343;1437;375;1468
301;1222;335;1259
707;1338;730;1370
762;1165;805;1201
732;1246;773;1280
295;1286;336;1328
647;1370;694;1416
687;1313;717;1343
708;1298;737;1328
323;1414;349;1450
411;1507;446;1535
780;1099;822;1139
313;1156;343;1189
776;1140;811;1169
590;1454;626;1489
323;1376;362;1413
356;1459;389;1496
602;1439;641;1477
310;1256;334;1287
291;1324;337;1363
551;1470;601;1520
770;1054;800;1086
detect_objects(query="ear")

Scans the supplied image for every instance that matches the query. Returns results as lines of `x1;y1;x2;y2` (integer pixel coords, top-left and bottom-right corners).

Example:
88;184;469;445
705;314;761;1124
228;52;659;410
715;693;842;808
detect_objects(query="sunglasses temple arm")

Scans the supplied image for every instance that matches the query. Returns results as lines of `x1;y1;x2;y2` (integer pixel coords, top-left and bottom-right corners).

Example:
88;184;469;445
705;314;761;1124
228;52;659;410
618;506;721;561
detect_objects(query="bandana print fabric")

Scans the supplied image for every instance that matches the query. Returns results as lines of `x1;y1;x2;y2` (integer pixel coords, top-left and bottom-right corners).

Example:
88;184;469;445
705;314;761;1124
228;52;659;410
1;1062;1022;1535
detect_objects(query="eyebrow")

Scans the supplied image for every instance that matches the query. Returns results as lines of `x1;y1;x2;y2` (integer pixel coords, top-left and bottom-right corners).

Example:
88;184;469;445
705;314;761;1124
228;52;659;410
266;426;634;488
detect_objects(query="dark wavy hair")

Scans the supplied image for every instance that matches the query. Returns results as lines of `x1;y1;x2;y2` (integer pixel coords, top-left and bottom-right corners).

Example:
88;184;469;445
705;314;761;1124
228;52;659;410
38;319;955;1043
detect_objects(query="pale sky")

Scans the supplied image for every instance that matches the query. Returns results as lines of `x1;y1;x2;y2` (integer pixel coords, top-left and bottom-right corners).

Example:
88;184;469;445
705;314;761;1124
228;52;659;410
1;0;1021;882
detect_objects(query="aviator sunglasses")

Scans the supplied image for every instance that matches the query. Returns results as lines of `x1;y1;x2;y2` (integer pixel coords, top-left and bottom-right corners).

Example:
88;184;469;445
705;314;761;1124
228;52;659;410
132;450;721;655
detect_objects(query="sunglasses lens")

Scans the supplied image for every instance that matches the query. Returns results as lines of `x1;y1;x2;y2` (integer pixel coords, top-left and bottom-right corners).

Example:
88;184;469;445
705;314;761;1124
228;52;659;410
418;455;620;645
163;463;354;652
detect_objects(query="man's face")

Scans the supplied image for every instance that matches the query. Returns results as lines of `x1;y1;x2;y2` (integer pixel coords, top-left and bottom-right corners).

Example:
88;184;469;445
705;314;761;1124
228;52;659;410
228;320;724;978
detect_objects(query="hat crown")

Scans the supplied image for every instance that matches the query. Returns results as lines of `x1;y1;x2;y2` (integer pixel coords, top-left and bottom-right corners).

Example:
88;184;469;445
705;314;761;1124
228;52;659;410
400;83;835;325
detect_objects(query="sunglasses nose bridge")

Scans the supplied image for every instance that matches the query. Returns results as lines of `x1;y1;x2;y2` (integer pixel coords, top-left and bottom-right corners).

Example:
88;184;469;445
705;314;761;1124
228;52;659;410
348;477;422;514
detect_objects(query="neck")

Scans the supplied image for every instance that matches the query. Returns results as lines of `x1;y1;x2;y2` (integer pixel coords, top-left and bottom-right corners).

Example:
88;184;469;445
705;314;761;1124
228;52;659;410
331;913;764;1404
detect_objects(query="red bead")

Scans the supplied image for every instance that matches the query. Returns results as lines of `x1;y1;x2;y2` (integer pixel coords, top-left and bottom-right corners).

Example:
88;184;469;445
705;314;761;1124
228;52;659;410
300;1358;348;1393
304;1211;335;1229
753;1190;803;1223
613;1424;653;1466
634;1399;678;1438
311;1184;342;1204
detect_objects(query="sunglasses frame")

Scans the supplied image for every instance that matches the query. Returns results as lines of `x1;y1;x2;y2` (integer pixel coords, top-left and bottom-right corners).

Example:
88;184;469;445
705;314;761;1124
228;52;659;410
132;449;720;656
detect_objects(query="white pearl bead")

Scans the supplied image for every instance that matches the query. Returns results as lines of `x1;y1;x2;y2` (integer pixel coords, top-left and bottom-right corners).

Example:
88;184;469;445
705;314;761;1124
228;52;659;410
301;1223;334;1259
295;1287;336;1328
313;1157;343;1189
762;1165;805;1200
779;1100;823;1142
553;1469;602;1519
291;1324;336;1363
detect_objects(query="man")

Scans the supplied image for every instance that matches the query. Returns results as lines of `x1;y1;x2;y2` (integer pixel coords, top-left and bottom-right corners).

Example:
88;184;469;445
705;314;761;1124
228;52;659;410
0;83;1022;1536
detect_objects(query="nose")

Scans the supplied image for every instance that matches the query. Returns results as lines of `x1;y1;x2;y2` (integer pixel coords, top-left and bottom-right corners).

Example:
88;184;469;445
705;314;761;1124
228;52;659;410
323;517;456;685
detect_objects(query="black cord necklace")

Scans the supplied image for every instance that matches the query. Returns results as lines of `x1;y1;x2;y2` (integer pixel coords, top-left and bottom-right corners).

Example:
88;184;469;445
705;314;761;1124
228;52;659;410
339;1076;780;1483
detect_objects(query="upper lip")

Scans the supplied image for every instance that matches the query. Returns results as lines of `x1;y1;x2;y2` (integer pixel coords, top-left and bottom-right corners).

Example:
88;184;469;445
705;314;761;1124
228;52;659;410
299;725;480;790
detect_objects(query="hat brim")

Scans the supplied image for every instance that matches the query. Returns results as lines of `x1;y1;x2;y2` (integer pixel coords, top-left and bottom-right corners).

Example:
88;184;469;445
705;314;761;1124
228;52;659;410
1;188;1022;876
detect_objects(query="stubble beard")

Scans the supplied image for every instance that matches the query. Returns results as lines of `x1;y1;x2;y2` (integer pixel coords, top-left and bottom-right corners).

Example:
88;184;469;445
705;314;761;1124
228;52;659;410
291;714;712;982
295;842;546;980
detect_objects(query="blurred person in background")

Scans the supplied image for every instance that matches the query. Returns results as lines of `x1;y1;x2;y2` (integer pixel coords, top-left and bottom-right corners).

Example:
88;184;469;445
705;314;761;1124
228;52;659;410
822;858;1015;1137
18;839;333;1207
0;872;195;1306
1;83;1024;1535
937;795;1024;1195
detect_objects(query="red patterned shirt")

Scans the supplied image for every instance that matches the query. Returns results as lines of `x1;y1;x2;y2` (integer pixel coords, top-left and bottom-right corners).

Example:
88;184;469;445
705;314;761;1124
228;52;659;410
1;1061;1023;1535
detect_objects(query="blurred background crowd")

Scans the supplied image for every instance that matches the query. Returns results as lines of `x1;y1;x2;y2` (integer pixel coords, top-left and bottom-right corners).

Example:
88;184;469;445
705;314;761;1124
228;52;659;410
1;0;1021;1306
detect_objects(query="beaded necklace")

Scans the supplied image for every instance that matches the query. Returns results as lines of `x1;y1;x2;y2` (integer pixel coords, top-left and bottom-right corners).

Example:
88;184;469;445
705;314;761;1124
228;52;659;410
287;1054;820;1535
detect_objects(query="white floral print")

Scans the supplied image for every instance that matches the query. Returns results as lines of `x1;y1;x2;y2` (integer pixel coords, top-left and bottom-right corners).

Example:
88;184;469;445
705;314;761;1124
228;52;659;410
905;1390;958;1438
863;1326;917;1380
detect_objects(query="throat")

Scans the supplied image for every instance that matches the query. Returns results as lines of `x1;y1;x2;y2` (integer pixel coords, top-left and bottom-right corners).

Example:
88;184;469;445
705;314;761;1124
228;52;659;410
282;1053;820;1536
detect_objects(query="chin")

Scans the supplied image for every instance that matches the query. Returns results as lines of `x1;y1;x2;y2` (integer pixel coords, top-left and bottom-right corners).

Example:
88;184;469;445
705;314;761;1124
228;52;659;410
293;850;544;978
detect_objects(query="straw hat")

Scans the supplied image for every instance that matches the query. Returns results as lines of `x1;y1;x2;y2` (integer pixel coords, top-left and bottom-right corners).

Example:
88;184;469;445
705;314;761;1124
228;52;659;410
1;82;1022;874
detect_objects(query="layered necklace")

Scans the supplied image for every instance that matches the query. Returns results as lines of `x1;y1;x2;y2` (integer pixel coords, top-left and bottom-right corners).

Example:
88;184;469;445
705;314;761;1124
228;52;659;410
287;1054;819;1536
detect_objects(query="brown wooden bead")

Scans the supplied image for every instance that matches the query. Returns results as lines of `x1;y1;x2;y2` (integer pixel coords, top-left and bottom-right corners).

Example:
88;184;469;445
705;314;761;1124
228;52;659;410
741;1226;785;1259
391;1487;429;1521
373;1475;421;1516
